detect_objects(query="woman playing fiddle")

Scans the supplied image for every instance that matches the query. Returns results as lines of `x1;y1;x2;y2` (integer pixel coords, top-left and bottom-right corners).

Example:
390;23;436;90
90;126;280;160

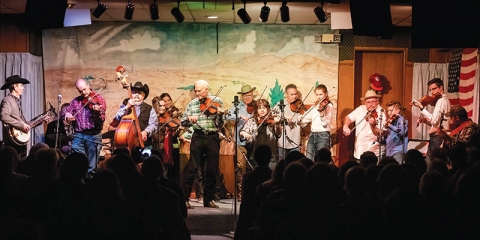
298;84;333;160
240;99;282;169
159;92;183;183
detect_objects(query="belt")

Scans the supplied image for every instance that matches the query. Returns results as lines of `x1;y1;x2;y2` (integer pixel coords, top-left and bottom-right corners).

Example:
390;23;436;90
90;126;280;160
80;130;101;135
194;130;217;135
311;131;329;135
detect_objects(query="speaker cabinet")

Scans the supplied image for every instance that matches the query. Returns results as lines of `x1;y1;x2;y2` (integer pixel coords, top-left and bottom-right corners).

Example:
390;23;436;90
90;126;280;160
349;0;393;39
25;0;68;30
411;1;479;48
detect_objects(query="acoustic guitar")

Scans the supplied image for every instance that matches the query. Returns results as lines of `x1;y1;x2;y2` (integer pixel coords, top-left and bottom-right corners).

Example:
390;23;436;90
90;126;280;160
5;109;55;146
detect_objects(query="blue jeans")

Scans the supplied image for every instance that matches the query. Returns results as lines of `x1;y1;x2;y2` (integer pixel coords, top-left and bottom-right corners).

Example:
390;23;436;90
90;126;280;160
306;131;330;160
71;132;102;173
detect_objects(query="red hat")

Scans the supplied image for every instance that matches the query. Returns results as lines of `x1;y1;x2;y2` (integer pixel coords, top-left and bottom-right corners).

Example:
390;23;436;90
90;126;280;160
369;73;385;91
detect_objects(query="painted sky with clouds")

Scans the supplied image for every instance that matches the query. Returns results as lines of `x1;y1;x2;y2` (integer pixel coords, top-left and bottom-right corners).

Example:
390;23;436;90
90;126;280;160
43;22;337;70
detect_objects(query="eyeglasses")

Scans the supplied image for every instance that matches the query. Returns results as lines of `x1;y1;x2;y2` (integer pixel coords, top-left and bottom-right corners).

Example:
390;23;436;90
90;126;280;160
429;87;438;92
243;94;253;98
365;100;378;104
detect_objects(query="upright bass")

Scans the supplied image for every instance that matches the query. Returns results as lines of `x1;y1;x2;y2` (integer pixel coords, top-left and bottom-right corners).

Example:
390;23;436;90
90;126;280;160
113;67;145;151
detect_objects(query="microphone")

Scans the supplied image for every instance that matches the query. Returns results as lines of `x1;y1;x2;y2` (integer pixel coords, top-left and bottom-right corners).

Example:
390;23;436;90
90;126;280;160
279;99;284;106
234;96;239;103
48;102;57;116
58;94;62;102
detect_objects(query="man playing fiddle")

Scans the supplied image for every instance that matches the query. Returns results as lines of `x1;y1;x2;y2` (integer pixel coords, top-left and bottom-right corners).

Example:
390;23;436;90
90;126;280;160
275;84;302;161
64;78;106;175
181;79;224;209
299;84;333;160
226;84;256;200
110;82;157;161
343;90;386;161
436;105;480;149
411;78;450;163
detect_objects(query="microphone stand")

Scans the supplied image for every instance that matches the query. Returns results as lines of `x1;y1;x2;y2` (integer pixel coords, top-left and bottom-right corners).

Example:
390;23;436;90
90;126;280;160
55;98;61;150
377;110;384;160
231;95;240;233
278;99;286;159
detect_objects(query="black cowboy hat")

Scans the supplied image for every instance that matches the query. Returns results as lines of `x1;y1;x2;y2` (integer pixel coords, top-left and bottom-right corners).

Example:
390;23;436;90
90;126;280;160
130;82;149;99
1;75;30;90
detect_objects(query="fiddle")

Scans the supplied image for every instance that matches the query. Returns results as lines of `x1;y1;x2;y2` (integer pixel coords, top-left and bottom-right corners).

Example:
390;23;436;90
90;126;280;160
200;97;223;115
158;111;181;129
290;99;309;114
246;102;255;114
257;115;277;125
385;113;399;127
317;96;331;112
81;92;101;110
365;109;379;122
410;94;441;107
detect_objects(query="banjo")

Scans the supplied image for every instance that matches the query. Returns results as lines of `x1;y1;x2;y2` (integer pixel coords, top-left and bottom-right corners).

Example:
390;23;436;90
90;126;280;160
5;109;56;146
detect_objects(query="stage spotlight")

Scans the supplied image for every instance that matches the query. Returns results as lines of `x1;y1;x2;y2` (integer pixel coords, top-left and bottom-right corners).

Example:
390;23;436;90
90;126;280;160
259;3;270;22
92;1;107;19
314;5;328;23
237;1;251;24
280;1;289;23
149;1;159;20
124;1;135;20
171;0;184;23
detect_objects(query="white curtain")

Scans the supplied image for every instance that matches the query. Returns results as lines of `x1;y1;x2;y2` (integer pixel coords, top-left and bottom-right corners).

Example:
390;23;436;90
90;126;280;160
411;63;448;141
0;53;45;152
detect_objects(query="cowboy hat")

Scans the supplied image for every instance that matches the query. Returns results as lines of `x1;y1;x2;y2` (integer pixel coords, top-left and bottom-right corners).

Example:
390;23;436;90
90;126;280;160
237;84;256;94
130;82;149;99
360;90;381;100
1;75;30;90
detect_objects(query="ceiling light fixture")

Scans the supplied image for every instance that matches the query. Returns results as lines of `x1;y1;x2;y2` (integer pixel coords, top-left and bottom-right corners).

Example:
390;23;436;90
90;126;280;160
124;0;135;20
171;0;185;23
280;1;290;23
92;1;107;19
259;2;270;22
237;0;251;24
149;0;159;20
314;2;328;23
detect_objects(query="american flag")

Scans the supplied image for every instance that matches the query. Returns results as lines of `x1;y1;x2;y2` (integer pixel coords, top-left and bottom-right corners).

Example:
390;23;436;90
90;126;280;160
447;48;478;117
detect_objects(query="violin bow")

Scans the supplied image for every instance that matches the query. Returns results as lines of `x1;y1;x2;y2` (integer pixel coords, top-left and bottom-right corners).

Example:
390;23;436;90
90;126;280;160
171;93;184;109
257;85;267;100
70;85;106;119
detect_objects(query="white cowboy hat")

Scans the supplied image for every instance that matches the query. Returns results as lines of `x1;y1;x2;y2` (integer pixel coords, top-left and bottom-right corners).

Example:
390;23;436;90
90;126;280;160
237;84;256;94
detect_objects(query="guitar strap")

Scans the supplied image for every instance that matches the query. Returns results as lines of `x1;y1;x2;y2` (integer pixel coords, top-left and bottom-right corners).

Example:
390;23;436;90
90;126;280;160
448;119;472;138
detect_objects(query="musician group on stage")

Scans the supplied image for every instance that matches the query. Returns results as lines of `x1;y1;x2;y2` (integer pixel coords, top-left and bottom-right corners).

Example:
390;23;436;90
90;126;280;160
2;73;480;209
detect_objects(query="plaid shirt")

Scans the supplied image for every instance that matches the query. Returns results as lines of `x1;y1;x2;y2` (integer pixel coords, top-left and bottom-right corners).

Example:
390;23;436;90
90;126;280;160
452;120;480;147
64;94;106;132
181;95;223;133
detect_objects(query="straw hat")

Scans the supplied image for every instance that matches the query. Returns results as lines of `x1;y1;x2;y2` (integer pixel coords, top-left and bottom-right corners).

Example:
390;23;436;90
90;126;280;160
237;84;256;94
360;90;381;100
